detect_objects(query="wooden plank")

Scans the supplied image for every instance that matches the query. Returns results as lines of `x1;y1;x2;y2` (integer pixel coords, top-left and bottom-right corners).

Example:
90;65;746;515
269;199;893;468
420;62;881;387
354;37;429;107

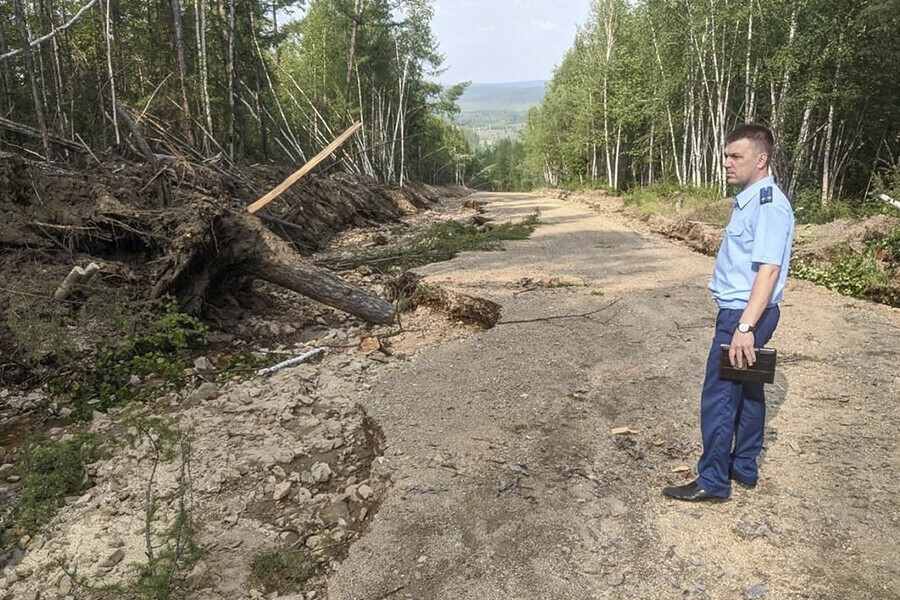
247;121;363;214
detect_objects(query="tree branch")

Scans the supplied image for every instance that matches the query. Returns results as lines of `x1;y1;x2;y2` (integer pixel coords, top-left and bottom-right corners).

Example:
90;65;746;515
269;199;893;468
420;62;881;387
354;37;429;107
0;0;100;62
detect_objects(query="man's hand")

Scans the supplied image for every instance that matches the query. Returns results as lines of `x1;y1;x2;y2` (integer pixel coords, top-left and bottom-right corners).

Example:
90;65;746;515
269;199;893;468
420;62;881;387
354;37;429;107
730;331;756;368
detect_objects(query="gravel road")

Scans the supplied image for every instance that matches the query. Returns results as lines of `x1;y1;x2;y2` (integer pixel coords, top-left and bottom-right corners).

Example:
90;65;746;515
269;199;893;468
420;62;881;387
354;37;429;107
326;191;900;600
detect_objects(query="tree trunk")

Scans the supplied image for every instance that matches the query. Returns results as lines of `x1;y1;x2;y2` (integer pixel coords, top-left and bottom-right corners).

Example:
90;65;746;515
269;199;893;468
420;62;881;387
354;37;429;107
218;0;235;159
346;0;360;94
821;101;836;204
195;0;213;152
0;5;12;113
100;0;119;145
170;0;194;145
154;214;396;325
258;260;395;325
12;0;51;157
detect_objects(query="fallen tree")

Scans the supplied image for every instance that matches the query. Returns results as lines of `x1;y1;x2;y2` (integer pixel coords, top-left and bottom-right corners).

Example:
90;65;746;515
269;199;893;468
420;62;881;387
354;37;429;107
0;150;437;328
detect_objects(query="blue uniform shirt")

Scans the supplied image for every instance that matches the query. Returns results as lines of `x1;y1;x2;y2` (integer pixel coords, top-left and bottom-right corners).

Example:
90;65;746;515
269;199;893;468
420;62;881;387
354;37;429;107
709;175;795;309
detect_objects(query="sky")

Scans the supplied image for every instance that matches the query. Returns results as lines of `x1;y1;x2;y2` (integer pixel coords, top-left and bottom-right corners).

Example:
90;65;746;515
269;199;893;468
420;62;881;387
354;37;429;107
431;0;593;84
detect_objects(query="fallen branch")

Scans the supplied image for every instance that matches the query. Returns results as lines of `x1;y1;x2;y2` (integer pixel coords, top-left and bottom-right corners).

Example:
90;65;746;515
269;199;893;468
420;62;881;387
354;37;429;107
0;115;85;153
258;347;325;376
879;194;900;211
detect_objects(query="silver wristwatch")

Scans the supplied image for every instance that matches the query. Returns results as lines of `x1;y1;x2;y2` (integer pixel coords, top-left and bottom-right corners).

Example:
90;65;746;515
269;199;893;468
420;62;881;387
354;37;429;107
737;322;756;334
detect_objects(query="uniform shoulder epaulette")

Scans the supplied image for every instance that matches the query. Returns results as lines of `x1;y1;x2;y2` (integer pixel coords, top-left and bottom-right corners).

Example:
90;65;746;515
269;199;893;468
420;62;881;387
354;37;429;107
759;186;773;205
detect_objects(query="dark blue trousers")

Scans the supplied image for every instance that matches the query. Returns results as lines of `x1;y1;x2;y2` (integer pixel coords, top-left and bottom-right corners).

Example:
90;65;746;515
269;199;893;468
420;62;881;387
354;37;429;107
696;306;780;497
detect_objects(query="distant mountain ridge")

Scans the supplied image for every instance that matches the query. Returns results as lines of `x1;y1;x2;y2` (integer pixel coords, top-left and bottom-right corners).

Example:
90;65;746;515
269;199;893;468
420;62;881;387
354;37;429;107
457;81;547;114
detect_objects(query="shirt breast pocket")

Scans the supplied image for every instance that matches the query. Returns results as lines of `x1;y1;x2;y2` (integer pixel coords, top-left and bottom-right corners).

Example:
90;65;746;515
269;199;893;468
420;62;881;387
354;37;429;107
725;222;752;249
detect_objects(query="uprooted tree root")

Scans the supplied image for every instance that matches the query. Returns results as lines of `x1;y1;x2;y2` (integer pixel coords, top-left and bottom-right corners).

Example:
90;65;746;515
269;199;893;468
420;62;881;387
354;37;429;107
0;151;459;386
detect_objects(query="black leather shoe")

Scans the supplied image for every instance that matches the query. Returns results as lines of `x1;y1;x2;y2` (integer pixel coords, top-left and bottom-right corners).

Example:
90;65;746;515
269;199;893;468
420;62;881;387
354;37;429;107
662;480;728;502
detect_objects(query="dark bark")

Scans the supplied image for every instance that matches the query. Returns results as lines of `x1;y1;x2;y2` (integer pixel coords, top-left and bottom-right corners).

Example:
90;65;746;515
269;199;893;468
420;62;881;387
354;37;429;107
258;261;396;325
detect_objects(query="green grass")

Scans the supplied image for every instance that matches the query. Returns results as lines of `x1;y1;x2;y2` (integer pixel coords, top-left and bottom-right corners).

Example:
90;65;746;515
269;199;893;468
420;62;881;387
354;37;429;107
1;434;103;543
623;184;728;225
329;213;539;272
250;548;319;594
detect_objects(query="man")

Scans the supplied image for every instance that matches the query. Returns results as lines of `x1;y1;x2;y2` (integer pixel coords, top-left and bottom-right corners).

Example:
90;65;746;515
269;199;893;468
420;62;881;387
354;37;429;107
664;124;795;501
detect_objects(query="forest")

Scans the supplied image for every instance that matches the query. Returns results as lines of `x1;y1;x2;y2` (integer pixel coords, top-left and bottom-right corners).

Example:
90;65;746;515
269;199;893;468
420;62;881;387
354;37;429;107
518;0;900;213
0;0;474;185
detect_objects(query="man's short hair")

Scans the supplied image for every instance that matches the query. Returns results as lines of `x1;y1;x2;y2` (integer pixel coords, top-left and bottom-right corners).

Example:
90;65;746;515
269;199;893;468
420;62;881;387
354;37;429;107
726;124;775;164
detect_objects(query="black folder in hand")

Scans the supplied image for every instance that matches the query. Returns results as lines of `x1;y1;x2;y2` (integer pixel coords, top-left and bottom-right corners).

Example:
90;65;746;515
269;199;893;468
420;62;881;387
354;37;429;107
719;345;777;384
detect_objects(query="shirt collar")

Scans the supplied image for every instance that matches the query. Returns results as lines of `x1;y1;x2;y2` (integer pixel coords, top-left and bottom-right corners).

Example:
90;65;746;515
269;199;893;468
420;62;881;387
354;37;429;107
735;175;775;209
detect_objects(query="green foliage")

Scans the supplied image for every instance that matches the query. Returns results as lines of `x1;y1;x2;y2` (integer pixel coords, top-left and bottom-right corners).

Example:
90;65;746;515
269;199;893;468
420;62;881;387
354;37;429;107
790;253;894;302
517;0;900;206
470;139;534;191
792;189;899;225
5;295;78;368
1;434;103;542
48;300;209;420
331;213;539;272
250;548;318;594
879;227;900;259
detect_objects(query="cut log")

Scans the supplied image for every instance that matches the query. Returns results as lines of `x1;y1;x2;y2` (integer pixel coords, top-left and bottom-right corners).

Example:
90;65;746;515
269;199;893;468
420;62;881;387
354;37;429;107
54;262;100;300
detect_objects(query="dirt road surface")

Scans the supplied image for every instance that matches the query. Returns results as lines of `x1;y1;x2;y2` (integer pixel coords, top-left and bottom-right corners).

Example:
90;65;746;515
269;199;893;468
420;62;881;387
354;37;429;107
326;192;900;600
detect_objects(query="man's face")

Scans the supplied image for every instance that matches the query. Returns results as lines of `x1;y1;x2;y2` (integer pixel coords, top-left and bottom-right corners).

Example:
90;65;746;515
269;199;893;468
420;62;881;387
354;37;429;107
724;138;767;190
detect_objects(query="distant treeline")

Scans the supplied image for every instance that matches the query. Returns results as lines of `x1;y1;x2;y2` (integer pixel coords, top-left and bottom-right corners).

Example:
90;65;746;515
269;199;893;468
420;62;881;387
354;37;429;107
519;0;900;204
0;0;473;185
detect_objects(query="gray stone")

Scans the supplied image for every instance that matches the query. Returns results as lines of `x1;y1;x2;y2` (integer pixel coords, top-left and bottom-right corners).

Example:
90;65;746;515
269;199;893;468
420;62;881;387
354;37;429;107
274;448;294;464
606;572;625;586
58;576;74;595
191;382;219;402
296;488;313;503
0;463;14;477
745;585;770;599
273;482;292;501
311;462;333;483
357;484;374;500
193;356;217;373
99;548;125;568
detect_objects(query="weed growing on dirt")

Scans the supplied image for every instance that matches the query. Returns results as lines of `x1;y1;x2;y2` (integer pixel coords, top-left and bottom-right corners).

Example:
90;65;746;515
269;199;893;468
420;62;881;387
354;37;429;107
47;300;209;419
250;548;318;594
331;212;540;272
0;433;103;544
88;414;203;600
